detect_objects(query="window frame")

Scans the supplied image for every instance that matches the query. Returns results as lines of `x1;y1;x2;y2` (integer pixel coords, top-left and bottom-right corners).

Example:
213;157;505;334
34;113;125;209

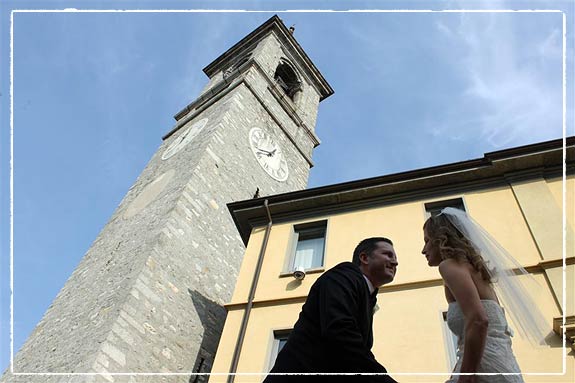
267;329;292;371
424;197;467;218
281;219;328;276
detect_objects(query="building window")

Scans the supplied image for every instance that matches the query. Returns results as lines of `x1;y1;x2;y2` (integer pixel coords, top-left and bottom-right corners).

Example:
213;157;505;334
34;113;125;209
274;61;302;100
441;311;459;369
424;197;466;218
290;221;327;271
269;329;291;370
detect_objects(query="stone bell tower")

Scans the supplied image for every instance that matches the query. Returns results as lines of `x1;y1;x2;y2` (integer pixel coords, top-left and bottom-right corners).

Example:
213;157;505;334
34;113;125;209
1;15;332;383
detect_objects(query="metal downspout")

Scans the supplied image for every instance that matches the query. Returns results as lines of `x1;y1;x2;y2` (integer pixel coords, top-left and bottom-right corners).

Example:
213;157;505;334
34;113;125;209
227;199;273;383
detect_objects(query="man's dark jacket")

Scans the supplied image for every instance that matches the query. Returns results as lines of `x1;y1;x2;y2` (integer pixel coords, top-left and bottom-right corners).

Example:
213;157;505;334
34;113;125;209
263;262;397;382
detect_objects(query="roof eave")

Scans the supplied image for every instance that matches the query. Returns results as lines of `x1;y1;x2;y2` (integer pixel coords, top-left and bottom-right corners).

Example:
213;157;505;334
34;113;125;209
229;137;574;245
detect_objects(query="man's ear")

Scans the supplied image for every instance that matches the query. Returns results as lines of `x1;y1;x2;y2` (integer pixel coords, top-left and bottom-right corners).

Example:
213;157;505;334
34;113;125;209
359;252;370;265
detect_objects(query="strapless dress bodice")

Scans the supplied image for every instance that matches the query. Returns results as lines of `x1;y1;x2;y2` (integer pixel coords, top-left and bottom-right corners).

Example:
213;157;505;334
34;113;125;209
445;300;523;383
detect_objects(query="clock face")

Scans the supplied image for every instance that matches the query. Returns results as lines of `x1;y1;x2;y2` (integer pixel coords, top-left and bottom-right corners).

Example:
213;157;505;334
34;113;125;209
249;127;289;182
162;118;209;160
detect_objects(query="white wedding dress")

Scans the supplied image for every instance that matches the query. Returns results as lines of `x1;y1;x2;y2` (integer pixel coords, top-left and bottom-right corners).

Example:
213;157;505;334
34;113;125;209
445;300;524;383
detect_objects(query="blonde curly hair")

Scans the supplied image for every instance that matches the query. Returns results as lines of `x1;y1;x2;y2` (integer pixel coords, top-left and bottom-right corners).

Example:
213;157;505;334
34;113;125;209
424;213;493;282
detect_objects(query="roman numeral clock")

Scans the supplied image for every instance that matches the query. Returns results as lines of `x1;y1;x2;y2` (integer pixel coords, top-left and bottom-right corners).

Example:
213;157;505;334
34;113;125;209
2;15;332;383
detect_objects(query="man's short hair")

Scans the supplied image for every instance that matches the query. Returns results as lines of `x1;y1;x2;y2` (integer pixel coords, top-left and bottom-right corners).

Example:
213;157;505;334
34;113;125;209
352;237;393;265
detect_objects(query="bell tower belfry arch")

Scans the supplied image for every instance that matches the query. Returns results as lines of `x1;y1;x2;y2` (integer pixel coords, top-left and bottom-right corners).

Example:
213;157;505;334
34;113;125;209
2;15;332;383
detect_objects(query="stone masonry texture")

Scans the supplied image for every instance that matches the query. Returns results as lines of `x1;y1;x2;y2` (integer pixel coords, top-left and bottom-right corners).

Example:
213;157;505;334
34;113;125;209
1;19;326;383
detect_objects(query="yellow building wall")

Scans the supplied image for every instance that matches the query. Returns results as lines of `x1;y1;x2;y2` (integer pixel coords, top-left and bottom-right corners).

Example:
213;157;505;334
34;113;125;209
230;187;546;305
546;264;575;316
546;176;575;230
546;176;575;317
209;302;303;382
211;179;575;383
211;275;571;382
463;187;543;264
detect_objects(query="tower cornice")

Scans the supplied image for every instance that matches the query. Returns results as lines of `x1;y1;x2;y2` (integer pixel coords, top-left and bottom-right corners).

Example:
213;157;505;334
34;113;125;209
169;59;320;157
203;15;334;101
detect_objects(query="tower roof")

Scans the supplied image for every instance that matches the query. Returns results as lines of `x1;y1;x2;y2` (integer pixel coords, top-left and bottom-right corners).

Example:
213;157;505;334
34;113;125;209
203;15;334;101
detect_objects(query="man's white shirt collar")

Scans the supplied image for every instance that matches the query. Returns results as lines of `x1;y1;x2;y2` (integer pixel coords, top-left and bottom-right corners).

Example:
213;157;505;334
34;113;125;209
362;274;375;295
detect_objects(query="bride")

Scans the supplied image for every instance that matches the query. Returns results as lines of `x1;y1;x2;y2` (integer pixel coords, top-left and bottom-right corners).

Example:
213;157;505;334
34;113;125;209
422;207;548;383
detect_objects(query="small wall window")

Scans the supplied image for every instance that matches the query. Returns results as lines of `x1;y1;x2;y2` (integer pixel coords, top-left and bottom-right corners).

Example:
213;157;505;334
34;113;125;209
290;220;327;271
424;197;466;218
274;61;302;100
269;329;291;370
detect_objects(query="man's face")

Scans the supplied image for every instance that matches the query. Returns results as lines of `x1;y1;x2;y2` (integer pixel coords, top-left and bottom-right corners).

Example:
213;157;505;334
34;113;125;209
360;241;398;288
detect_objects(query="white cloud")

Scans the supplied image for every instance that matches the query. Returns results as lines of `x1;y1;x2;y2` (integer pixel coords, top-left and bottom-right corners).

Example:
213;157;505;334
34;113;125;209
433;12;564;148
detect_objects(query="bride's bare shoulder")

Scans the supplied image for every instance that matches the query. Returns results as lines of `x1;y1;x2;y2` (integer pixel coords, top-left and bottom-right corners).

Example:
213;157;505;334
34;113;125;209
438;258;467;271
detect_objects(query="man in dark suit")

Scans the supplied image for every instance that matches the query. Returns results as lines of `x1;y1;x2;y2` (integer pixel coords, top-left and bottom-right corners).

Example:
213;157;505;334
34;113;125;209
263;237;399;382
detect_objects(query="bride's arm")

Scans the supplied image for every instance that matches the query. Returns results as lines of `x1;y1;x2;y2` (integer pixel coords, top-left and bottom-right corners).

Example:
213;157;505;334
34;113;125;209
439;259;489;382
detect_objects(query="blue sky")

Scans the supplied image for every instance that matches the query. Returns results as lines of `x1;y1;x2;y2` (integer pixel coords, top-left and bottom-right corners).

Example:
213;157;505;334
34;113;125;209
1;0;573;374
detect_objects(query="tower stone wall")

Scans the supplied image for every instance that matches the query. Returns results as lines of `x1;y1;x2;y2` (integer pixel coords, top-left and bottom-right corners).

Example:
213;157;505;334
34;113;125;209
1;16;332;383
